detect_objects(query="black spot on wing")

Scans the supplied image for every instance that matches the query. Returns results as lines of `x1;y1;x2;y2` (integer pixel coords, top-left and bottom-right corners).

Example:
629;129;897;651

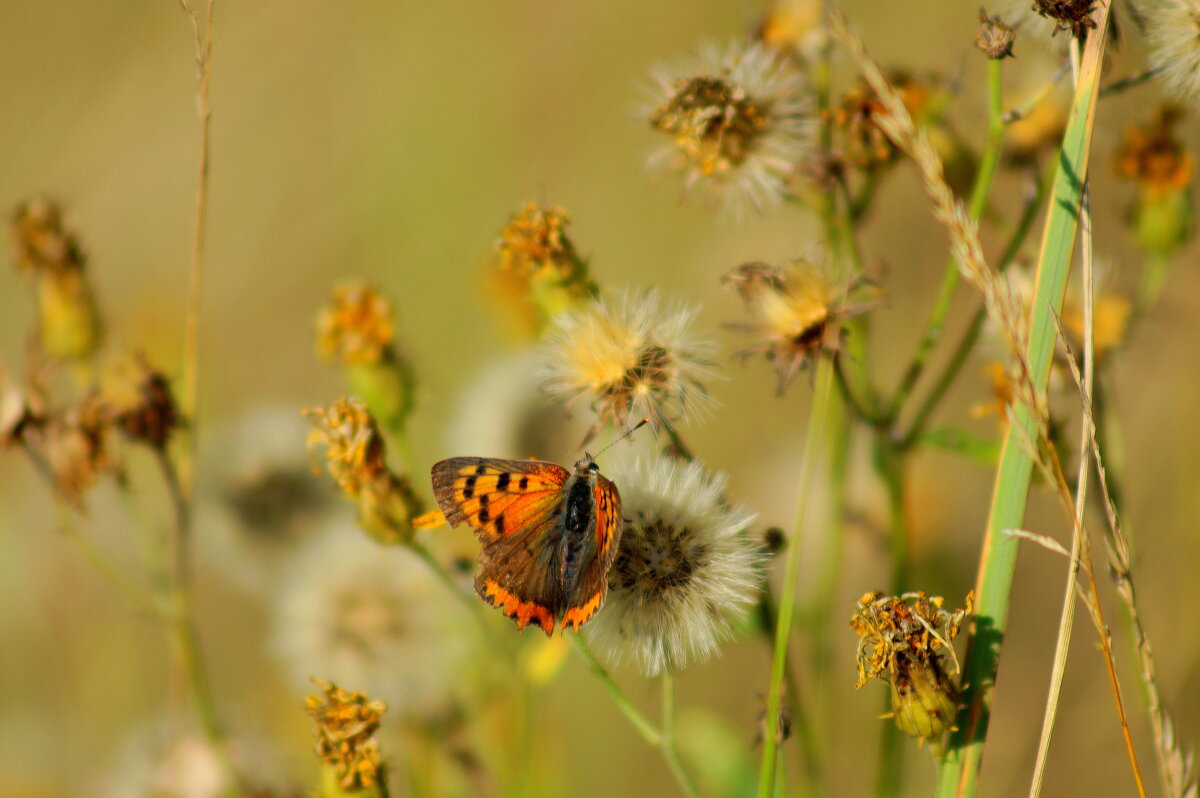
462;475;476;499
496;472;511;492
519;476;529;490
479;506;490;524
493;512;506;536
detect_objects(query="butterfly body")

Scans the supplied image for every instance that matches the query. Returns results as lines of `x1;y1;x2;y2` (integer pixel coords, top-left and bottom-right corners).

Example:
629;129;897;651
430;455;622;635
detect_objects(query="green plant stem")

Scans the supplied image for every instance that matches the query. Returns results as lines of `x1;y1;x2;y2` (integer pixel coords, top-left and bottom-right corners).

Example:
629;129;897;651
873;435;910;798
887;59;1004;424
661;672;702;798
900;164;1050;450
405;540;497;643
758;357;836;798
570;635;661;745
664;424;697;462
571;638;701;797
935;6;1113;795
55;504;163;616
757;589;820;789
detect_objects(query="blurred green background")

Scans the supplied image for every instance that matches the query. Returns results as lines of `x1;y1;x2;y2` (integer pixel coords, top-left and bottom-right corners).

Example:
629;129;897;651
1;1;1198;796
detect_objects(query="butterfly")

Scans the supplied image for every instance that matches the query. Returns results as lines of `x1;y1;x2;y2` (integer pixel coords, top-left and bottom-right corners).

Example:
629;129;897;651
430;454;623;635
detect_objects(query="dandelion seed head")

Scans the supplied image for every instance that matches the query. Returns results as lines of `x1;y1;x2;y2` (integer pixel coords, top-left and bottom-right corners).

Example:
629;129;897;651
587;454;762;675
1146;1;1200;103
541;290;716;440
645;41;814;218
273;525;472;718
198;406;331;593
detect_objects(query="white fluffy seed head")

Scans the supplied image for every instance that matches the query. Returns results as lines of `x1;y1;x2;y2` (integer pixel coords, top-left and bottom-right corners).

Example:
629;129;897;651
644;40;815;219
1145;0;1200;103
271;524;474;719
540;289;717;440
587;454;764;675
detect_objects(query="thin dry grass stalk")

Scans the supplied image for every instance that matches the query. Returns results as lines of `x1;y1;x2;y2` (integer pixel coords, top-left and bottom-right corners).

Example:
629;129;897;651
1057;330;1198;798
178;0;214;505
826;10;1045;433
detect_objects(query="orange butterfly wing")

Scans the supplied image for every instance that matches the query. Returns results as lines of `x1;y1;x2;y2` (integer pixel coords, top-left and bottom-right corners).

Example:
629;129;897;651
560;474;622;632
431;458;571;634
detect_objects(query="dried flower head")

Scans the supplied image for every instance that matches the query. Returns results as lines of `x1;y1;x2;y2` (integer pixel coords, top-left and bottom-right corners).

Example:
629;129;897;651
976;9;1016;59
305;397;421;544
970;359;1016;422
42;396;115;505
829;72;932;171
276;527;473;717
316;283;396;367
646;41;813;217
9;197;85;275
1061;289;1133;360
1116;106;1195;199
540;290;716;445
851;591;972;739
587;454;762;675
496;203;579;280
1031;0;1096;37
10;198;104;361
306;679;388;792
723;260;863;393
490;203;596;332
1146;1;1200;103
100;354;180;449
755;0;825;62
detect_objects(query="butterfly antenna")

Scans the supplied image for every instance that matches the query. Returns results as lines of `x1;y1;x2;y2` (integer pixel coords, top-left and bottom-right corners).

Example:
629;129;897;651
589;417;652;461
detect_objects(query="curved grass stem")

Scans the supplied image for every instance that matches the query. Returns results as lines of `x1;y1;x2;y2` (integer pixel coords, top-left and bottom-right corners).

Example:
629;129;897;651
757;357;835;798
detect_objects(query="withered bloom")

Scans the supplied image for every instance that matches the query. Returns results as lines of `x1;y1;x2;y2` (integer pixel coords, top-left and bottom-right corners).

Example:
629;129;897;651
976;9;1016;59
305;397;421;544
316;282;416;433
1115;106;1194;257
1031;0;1097;37
828;72;932;172
646;40;814;217
9;198;103;362
306;679;388;794
851;591;972;740
100;354;180;450
491;203;596;330
723;261;866;393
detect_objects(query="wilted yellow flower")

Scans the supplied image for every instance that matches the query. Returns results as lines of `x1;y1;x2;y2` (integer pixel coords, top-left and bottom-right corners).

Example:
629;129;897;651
851;591;972;740
970;360;1016;422
1061;290;1133;360
306;679;388;793
724;260;866;393
43;396;115;506
490;203;596;332
754;0;825;62
100;354;180;450
9;198;103;362
305;397;421;544
1115;106;1194;257
829;72;933;172
316;283;395;367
